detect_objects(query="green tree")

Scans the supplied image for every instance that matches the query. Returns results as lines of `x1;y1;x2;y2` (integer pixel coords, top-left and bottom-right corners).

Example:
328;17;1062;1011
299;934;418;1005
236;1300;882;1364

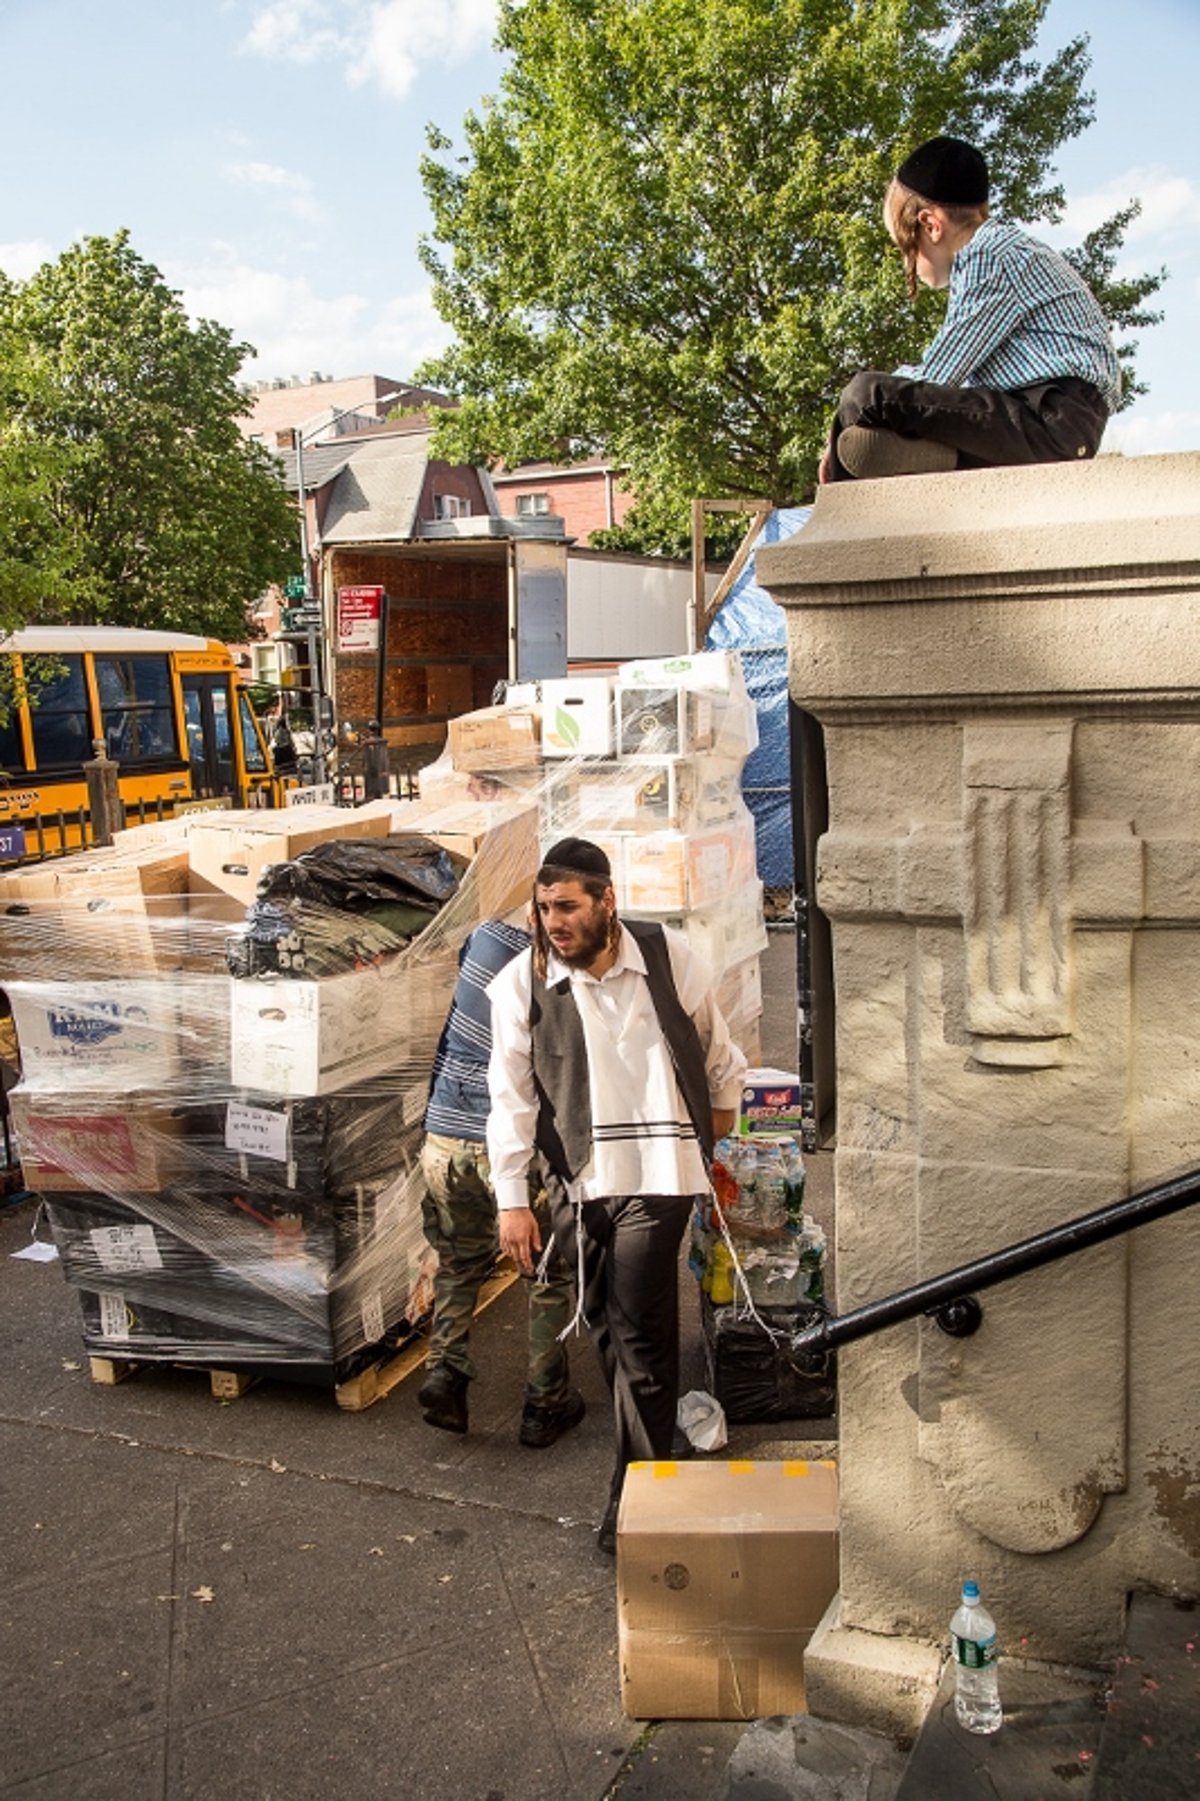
0;232;297;638
419;0;1163;547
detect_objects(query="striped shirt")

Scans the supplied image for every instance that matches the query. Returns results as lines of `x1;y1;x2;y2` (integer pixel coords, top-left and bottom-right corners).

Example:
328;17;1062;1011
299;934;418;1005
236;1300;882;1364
486;923;747;1211
896;218;1122;412
423;919;529;1143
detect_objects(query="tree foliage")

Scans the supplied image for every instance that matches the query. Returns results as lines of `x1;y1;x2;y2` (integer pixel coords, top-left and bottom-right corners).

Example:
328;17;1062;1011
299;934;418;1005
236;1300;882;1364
419;0;1163;544
0;232;297;639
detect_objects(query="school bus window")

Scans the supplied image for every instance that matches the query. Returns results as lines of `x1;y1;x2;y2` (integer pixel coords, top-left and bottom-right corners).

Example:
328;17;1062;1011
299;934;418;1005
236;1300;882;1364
239;692;268;774
29;656;90;769
0;659;28;774
182;687;206;789
96;654;178;763
210;684;235;792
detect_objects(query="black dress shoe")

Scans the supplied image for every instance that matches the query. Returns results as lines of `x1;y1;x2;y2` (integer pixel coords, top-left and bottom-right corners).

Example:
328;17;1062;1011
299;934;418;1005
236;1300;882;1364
417;1364;469;1434
518;1388;586;1449
597;1496;619;1557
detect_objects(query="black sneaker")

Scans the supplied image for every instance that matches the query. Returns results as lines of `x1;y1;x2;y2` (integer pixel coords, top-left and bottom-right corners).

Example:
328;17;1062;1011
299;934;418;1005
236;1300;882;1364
518;1387;586;1450
417;1364;469;1434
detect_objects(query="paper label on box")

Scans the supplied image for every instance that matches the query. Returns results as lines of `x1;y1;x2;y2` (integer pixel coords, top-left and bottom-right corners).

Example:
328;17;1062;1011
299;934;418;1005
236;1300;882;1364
91;1225;163;1274
225;1101;290;1163
360;1291;385;1344
99;1291;130;1339
695;844;727;893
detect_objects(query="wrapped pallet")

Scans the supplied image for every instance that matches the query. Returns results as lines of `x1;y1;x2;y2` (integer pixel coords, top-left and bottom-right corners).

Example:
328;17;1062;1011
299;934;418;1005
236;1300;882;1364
0;796;539;1386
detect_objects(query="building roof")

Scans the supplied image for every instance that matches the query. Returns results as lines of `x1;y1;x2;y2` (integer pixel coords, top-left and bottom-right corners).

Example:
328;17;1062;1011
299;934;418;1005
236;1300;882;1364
276;442;360;494
319;433;434;544
490;458;619;481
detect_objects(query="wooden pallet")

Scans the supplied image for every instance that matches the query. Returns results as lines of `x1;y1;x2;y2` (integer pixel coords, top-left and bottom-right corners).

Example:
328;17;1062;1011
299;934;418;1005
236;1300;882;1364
84;1258;522;1413
334;1260;519;1411
88;1357;259;1401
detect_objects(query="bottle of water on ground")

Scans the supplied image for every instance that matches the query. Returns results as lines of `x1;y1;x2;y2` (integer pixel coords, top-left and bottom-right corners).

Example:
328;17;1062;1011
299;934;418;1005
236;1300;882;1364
950;1580;1002;1733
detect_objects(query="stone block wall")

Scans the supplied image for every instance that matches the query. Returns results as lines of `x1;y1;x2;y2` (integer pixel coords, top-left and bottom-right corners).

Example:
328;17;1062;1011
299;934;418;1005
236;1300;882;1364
759;455;1200;1703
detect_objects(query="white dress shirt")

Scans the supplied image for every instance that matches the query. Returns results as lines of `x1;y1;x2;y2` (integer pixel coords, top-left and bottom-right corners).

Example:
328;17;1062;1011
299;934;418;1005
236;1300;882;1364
486;923;747;1210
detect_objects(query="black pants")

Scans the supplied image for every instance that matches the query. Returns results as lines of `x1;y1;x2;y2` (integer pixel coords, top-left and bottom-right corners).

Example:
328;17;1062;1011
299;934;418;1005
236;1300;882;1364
830;371;1108;479
549;1187;695;1502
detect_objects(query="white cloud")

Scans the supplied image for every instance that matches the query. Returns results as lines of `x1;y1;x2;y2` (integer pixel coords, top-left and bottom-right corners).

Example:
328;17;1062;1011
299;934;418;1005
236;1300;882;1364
1062;166;1200;244
177;253;452;383
241;0;498;98
1102;407;1200;458
240;0;347;63
225;159;324;222
0;238;55;280
349;0;499;98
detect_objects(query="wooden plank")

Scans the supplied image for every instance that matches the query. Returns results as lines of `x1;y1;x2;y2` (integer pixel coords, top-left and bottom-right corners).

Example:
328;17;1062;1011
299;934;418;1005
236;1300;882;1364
89;1356;139;1386
209;1369;259;1401
335;1258;521;1413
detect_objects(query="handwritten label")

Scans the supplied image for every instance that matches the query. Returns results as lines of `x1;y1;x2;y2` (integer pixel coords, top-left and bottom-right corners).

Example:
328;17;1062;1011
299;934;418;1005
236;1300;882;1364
285;784;336;808
361;1292;386;1345
225;1101;290;1163
91;1225;163;1274
99;1291;130;1339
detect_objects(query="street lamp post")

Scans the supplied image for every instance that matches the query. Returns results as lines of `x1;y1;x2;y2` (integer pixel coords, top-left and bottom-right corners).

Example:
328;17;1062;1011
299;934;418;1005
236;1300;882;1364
289;387;412;784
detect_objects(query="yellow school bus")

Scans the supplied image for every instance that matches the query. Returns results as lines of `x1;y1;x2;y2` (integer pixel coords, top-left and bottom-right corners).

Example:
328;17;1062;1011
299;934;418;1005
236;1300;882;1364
0;628;289;861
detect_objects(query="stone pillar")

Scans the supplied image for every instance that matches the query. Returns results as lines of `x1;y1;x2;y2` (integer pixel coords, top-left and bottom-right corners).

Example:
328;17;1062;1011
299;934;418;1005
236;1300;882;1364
758;454;1200;1733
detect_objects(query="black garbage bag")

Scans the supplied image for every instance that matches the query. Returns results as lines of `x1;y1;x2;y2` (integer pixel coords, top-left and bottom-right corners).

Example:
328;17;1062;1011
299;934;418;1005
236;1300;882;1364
256;834;462;911
226;834;463;978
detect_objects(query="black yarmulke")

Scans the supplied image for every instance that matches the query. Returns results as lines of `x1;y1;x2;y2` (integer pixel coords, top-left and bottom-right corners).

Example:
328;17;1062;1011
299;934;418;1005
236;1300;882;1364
539;836;612;880
896;136;989;205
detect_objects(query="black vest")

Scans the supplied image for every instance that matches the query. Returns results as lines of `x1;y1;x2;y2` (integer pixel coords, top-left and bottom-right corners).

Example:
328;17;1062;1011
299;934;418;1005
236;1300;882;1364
529;919;714;1185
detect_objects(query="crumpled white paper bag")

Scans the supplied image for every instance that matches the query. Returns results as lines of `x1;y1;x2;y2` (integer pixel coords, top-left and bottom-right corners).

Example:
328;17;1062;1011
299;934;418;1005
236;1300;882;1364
676;1387;728;1452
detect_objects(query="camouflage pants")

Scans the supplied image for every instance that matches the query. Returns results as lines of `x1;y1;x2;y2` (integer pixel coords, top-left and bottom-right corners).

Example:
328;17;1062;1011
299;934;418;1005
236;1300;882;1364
419;1133;574;1399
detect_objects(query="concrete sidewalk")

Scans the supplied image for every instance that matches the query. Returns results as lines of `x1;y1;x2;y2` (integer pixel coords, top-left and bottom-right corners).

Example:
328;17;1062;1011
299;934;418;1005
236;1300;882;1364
1;928;839;1801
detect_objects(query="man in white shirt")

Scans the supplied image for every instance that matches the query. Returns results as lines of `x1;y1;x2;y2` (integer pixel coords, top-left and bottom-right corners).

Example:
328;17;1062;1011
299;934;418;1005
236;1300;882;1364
486;837;747;1554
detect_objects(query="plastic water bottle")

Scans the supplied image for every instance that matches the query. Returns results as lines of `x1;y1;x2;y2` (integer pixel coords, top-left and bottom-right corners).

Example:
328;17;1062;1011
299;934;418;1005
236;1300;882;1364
950;1581;1002;1733
755;1140;789;1230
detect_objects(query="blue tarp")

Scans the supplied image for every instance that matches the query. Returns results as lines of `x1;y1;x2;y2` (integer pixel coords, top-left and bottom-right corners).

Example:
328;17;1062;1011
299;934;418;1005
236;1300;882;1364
706;507;812;887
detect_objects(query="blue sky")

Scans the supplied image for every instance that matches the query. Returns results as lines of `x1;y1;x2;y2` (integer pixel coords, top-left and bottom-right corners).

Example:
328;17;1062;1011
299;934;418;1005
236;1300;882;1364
2;0;1197;456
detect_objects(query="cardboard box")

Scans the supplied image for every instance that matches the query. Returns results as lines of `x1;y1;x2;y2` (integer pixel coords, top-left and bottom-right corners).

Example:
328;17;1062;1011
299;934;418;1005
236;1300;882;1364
7;979;187;1090
660;884;767;975
738;1067;804;1136
9;1087;185;1193
540;675;615;758
186;807;389;907
377;797;539;924
544;757;743;838
0;849;194;980
618;650;742;694
621;820;757;914
617;1459;839;1720
617;685;715;757
229;956;439;1098
446;705;541;773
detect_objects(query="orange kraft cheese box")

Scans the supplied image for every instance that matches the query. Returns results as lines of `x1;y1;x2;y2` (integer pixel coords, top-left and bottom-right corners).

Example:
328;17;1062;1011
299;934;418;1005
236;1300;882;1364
617;1459;839;1721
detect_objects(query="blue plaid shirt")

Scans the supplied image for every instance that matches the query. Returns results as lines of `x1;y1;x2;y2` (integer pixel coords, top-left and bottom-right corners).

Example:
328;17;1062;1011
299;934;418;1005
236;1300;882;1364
424;918;529;1143
896;218;1122;412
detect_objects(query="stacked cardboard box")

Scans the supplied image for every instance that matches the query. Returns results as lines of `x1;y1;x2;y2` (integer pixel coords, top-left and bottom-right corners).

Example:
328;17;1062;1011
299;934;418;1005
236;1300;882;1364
531;653;767;1059
618;1459;839;1720
427;653;767;1085
1;800;539;1383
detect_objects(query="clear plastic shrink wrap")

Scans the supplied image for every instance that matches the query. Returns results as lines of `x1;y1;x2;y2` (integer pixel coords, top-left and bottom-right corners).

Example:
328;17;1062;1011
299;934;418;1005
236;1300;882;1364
0;802;538;1381
1;650;771;1384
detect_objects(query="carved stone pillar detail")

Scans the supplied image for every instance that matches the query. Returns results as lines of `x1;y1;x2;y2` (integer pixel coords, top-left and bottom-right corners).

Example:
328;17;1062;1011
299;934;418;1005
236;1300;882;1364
962;722;1073;1067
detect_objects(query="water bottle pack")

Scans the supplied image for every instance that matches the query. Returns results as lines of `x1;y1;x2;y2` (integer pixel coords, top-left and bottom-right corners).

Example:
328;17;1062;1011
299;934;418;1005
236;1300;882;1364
692;1134;824;1307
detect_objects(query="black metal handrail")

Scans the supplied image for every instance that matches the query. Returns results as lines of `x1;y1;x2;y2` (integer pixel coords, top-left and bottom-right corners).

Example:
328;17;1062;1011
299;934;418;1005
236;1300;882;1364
791;1164;1200;1357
